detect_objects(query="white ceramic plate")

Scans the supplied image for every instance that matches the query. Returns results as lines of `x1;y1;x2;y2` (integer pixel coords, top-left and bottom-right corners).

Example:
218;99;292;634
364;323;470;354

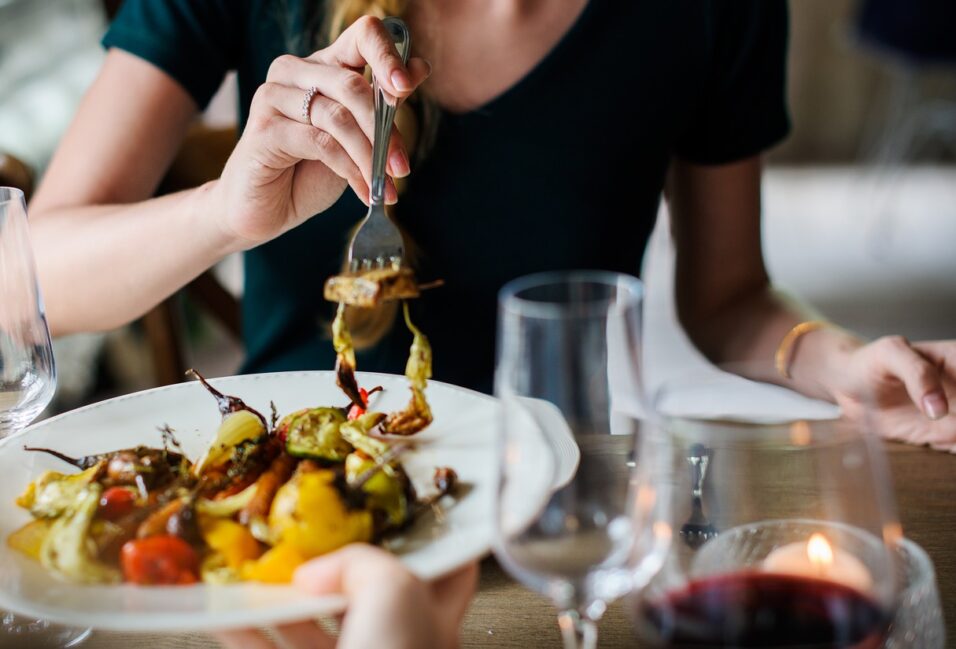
0;371;504;632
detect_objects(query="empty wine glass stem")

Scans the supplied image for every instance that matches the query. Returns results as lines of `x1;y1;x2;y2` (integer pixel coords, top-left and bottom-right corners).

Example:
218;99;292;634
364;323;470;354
557;610;597;649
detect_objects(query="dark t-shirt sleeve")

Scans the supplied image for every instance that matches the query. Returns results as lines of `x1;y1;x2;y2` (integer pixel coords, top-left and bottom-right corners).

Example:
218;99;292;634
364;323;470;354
101;0;241;110
673;0;791;165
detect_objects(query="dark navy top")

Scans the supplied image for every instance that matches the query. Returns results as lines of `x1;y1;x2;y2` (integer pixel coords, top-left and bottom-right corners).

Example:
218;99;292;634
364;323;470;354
103;0;790;393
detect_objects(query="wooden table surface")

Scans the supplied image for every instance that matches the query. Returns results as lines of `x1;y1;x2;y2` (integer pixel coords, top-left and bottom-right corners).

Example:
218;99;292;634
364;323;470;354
86;441;954;648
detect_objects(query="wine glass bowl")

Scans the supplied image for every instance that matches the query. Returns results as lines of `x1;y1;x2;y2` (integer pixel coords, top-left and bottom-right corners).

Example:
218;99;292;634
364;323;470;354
630;376;902;649
0;187;56;436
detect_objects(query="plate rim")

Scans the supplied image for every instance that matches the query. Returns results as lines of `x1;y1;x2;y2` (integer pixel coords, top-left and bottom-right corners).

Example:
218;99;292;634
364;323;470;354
1;369;497;449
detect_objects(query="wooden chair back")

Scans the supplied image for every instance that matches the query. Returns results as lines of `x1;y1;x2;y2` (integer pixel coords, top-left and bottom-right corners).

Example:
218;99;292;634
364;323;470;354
145;124;240;385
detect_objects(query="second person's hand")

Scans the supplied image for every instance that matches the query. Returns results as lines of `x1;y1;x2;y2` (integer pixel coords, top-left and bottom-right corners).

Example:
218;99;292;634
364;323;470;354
215;544;478;649
209;16;431;251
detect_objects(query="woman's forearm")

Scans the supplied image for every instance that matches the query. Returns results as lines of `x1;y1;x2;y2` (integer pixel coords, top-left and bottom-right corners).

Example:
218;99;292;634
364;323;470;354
29;180;237;336
668;157;865;402
670;158;953;441
682;284;863;401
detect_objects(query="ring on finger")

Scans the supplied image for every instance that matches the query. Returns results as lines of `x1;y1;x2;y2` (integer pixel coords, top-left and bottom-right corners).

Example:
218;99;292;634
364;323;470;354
301;86;318;122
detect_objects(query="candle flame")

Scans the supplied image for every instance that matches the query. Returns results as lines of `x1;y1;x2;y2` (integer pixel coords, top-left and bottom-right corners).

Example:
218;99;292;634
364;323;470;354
807;533;834;567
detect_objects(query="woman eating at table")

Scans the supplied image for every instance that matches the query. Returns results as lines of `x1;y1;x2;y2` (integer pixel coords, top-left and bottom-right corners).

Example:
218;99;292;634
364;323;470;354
28;2;956;442
20;0;955;645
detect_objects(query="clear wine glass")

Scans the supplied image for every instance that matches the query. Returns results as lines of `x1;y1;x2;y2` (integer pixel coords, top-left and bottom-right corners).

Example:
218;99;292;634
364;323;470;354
494;271;672;649
629;368;902;649
0;187;90;648
885;537;945;649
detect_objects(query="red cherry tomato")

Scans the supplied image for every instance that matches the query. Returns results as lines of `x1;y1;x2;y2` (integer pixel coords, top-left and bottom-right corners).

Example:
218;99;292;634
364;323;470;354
98;486;136;521
120;535;200;585
347;387;370;421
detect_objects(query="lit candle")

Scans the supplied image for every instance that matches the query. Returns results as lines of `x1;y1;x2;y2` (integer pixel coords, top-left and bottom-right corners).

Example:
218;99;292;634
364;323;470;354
762;533;873;593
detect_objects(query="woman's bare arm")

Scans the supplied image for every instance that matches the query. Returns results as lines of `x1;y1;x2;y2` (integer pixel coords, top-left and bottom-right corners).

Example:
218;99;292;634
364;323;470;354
669;156;835;393
30;18;430;337
30;50;234;335
670;157;955;444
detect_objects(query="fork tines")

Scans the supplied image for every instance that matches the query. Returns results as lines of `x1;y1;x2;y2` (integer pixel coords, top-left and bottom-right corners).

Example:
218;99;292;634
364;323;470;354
349;254;403;274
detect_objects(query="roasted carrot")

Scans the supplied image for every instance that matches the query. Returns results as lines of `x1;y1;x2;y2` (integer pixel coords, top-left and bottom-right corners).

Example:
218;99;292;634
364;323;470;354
238;453;296;526
136;499;185;539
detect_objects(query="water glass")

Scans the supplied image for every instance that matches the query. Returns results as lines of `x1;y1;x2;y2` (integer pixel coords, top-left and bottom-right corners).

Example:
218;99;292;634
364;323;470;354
0;187;90;647
494;271;671;649
0;187;56;435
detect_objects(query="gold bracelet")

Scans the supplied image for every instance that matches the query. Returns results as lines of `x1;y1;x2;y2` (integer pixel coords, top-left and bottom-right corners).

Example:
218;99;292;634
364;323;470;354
775;320;830;380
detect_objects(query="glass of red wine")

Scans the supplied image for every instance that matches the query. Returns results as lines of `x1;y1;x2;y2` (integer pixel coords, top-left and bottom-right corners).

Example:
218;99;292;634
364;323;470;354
630;369;902;649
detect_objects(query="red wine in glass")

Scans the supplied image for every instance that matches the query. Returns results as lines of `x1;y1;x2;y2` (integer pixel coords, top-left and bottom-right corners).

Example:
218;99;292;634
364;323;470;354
634;572;890;648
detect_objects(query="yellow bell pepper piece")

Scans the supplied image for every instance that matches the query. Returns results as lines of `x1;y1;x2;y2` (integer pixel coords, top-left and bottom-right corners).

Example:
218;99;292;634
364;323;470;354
241;469;373;583
7;519;52;560
199;517;263;570
15;483;35;511
241;543;306;584
269;470;372;559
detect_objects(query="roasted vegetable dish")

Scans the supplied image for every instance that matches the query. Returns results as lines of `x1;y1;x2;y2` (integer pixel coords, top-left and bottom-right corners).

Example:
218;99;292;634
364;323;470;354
8;308;455;586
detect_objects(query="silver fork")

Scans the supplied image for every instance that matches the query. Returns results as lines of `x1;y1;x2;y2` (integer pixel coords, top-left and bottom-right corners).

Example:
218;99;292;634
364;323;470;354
680;443;718;549
346;17;411;273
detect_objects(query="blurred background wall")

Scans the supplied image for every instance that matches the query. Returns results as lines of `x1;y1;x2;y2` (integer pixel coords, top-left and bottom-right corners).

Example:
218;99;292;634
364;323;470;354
0;0;953;408
777;0;955;163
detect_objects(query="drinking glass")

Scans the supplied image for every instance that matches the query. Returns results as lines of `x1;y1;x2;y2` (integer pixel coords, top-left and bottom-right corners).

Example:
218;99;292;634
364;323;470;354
0;188;55;434
885;537;945;649
629;371;902;648
0;187;90;647
494;271;671;649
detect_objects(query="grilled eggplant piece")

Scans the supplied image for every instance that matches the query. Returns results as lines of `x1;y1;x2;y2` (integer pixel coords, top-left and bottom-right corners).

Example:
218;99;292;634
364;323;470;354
165;500;202;545
23;446;188;490
186;369;268;430
188;370;274;479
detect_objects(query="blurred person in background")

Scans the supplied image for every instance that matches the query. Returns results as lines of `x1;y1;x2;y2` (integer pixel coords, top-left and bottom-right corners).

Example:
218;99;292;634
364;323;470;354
25;0;956;456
